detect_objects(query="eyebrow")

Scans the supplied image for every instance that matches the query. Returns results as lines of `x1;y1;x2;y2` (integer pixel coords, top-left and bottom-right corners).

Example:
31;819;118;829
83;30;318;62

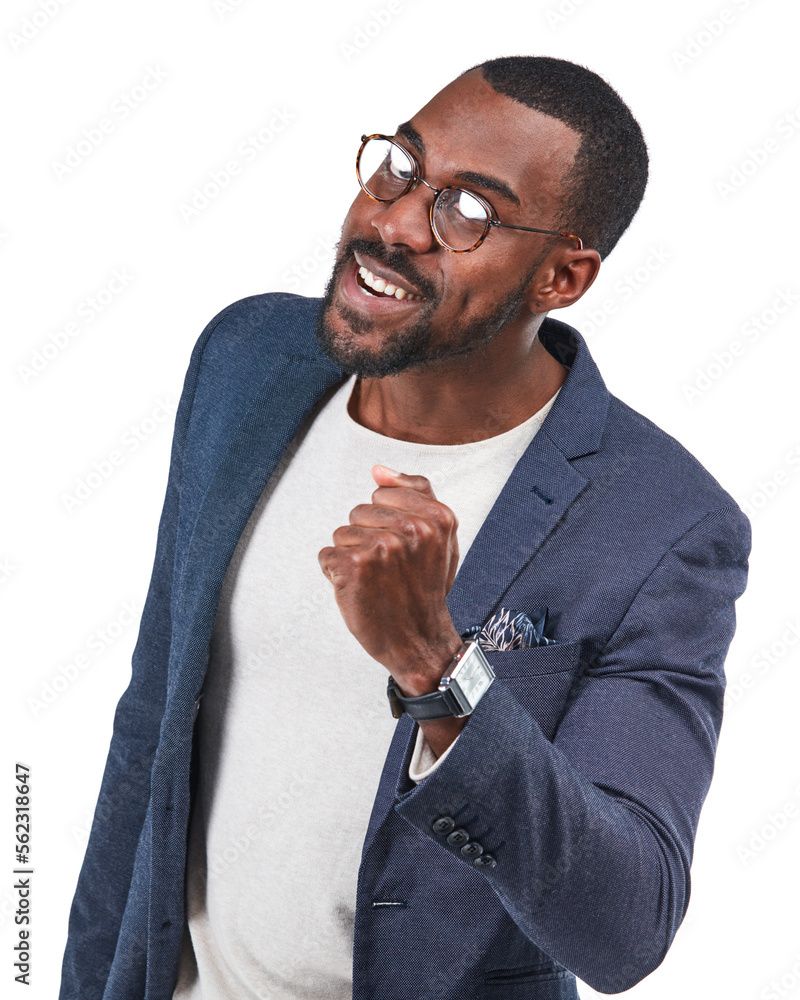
395;120;521;208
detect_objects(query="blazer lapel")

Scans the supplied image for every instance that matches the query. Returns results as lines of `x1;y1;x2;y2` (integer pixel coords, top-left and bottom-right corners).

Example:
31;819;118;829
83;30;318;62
358;444;592;864
446;434;590;636
170;350;345;700
449;315;610;635
361;316;611;860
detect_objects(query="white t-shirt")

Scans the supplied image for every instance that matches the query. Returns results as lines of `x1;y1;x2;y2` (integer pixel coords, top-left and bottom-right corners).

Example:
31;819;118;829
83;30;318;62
173;375;559;999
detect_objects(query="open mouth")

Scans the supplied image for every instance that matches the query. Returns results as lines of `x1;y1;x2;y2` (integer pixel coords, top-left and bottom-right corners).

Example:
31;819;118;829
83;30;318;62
355;263;423;301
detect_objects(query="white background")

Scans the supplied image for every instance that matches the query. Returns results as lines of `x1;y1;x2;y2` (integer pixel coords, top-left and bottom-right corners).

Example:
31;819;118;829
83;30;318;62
3;0;799;996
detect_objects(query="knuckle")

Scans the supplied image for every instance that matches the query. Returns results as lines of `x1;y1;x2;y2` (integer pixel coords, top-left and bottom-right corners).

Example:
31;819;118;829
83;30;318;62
349;504;369;523
398;516;418;539
441;503;458;530
418;518;435;541
377;528;402;553
429;504;454;531
400;516;431;545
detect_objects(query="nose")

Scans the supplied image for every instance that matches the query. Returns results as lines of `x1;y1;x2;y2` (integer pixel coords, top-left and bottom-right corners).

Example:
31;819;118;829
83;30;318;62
367;183;438;254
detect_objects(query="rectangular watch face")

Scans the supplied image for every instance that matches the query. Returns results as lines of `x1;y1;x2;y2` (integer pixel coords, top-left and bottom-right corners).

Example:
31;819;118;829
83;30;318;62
456;665;491;704
451;646;495;707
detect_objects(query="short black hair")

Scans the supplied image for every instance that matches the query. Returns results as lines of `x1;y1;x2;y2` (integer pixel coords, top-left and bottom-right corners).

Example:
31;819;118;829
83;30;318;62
470;56;649;260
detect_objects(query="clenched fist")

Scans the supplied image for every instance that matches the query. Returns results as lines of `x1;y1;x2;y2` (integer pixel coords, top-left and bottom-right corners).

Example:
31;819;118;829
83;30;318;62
318;465;464;699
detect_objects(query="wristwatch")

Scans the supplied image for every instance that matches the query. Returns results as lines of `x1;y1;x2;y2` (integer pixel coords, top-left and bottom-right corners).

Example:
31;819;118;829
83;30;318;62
386;640;496;721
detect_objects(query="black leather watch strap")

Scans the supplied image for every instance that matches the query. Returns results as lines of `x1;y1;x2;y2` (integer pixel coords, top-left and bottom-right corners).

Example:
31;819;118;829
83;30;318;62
386;676;461;720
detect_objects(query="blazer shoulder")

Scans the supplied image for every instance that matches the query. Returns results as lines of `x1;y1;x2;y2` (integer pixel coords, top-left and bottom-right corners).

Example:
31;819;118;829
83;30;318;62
603;393;747;517
176;290;333;438
196;291;326;365
542;320;743;526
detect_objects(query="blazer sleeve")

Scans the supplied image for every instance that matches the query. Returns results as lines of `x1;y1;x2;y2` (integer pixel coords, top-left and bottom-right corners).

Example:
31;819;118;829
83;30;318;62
58;307;230;999
394;504;751;994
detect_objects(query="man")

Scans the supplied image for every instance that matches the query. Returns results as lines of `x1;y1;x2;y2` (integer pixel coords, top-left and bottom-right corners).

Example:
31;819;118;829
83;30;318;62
60;56;750;999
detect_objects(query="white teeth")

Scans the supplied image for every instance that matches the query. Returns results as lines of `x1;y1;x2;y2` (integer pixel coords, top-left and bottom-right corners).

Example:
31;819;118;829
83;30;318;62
357;263;420;300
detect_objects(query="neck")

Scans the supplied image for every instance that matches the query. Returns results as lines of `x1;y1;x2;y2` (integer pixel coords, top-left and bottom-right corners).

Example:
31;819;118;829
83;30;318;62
348;317;567;445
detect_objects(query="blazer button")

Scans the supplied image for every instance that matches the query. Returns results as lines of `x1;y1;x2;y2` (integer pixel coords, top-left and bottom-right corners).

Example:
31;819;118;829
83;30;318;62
460;841;483;859
473;853;497;869
446;828;470;847
431;816;455;835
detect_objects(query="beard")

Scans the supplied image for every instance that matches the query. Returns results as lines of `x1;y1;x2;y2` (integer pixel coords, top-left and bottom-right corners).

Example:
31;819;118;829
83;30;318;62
314;237;542;379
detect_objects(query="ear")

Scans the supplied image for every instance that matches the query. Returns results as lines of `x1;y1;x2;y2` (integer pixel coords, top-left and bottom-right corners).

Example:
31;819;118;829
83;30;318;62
524;247;602;315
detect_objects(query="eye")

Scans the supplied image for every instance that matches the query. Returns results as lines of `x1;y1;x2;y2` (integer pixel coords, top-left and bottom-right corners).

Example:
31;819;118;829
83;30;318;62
431;188;491;251
358;137;416;200
386;144;414;183
453;190;490;223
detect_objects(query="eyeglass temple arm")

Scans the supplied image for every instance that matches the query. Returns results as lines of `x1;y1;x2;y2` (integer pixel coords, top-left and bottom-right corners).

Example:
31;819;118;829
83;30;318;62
490;220;583;250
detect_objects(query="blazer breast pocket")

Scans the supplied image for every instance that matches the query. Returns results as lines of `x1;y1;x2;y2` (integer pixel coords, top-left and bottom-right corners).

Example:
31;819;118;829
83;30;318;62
487;641;582;741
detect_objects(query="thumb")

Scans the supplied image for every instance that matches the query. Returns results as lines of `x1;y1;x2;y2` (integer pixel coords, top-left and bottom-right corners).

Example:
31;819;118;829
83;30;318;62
371;465;436;499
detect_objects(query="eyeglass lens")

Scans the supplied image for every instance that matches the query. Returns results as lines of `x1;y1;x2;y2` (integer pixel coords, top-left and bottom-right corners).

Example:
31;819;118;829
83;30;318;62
357;136;491;252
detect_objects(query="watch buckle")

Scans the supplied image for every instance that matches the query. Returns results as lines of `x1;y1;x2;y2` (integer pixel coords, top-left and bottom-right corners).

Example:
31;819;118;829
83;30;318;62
386;678;405;719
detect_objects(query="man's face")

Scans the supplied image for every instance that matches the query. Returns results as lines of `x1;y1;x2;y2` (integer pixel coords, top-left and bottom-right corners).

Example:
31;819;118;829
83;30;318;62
316;70;581;377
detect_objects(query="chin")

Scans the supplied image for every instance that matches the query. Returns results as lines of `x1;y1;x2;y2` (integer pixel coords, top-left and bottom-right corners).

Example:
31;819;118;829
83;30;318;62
314;304;424;378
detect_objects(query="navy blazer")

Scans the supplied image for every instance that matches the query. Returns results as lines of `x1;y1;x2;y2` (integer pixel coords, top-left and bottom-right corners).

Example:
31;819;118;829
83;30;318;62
60;293;750;1000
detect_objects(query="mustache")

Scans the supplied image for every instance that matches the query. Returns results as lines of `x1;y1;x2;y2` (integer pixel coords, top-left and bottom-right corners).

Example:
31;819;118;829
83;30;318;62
342;237;438;300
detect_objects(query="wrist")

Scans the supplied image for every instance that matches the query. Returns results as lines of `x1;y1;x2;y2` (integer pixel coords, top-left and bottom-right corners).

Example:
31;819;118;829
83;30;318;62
389;628;464;697
418;715;468;759
387;637;495;726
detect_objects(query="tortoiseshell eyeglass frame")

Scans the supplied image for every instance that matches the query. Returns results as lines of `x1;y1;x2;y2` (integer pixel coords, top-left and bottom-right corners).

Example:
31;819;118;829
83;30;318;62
356;133;584;254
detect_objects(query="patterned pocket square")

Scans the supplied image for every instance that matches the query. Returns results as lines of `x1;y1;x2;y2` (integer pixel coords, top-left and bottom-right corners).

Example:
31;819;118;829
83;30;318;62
463;607;554;652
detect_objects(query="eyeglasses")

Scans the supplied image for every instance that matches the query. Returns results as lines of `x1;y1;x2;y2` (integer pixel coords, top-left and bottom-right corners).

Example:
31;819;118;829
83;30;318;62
355;133;583;254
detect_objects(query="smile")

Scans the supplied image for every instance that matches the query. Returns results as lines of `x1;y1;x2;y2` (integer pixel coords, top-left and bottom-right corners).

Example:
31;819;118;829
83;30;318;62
347;251;427;304
356;265;423;301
